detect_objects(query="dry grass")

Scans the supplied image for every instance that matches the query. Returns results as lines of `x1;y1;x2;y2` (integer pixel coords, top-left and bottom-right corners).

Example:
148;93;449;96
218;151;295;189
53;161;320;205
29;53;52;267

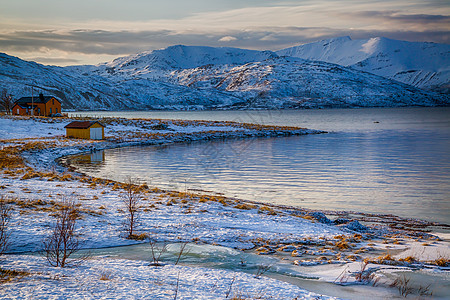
99;271;113;281
433;257;449;267
258;206;277;215
399;256;417;264
335;240;350;251
234;203;257;210
0;268;30;283
166;199;177;206
301;215;315;221
128;233;148;241
0;146;24;170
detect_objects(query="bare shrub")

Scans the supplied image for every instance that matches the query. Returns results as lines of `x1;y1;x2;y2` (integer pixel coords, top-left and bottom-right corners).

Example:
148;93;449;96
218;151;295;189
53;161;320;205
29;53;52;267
148;240;167;267
0;89;14;115
173;271;180;300
418;284;433;297
121;177;143;239
390;274;413;297
353;260;378;284
225;275;236;298
42;199;85;267
254;264;271;278
389;274;433;297
174;242;190;266
0;195;12;255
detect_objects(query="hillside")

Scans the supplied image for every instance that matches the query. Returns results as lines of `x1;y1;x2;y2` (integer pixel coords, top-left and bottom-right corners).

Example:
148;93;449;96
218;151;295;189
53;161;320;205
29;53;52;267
1;42;448;110
277;36;450;93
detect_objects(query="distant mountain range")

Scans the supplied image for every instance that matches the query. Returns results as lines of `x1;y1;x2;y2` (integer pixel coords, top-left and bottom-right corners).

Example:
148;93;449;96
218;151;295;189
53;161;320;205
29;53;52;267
1;37;449;110
277;36;450;93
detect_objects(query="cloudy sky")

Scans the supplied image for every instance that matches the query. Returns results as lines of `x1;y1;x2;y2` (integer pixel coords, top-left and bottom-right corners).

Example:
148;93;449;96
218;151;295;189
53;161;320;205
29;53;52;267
0;0;449;66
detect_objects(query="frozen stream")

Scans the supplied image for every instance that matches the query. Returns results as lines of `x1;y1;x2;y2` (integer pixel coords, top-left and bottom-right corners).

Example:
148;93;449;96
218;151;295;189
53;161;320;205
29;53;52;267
83;242;449;299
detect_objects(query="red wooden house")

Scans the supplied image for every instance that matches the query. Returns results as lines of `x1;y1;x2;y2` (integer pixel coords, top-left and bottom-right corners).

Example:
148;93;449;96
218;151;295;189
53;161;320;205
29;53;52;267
12;94;62;117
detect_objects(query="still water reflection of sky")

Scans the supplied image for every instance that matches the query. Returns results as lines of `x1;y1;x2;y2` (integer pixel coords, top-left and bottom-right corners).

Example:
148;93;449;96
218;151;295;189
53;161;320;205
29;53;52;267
70;108;450;223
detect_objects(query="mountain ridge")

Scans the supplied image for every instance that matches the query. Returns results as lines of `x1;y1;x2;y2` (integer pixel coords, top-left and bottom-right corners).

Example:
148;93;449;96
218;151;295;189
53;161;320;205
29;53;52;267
1;38;449;111
277;36;450;92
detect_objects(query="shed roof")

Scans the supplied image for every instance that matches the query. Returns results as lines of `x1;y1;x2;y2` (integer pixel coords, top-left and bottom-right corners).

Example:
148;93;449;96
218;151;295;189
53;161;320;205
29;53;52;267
64;121;105;129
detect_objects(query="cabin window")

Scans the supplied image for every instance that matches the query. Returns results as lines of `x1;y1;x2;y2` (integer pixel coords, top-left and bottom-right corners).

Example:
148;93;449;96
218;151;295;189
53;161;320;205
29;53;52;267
52;99;54;105
55;108;58;113
17;108;19;114
38;108;41;115
50;108;52;114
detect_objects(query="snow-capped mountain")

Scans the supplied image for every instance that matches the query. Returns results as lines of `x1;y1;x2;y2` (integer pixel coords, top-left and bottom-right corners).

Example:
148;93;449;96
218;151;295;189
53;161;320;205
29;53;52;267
68;45;277;80
1;41;448;111
171;56;444;108
277;36;450;93
0;52;239;110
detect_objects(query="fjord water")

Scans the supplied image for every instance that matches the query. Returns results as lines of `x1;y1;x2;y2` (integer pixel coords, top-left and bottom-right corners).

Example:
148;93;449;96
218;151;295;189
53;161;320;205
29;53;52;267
70;108;450;223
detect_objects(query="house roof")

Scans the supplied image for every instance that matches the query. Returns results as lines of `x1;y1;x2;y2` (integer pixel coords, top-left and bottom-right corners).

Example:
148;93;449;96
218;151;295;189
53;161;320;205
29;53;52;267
16;94;60;105
13;103;39;109
64;121;105;129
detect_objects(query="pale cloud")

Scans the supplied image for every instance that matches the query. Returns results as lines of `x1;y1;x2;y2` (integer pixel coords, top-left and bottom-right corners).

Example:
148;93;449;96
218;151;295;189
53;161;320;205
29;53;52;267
0;0;448;65
219;36;238;42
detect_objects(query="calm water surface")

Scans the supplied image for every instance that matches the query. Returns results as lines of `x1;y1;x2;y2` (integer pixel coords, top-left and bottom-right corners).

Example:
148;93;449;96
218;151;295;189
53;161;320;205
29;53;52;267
70;108;450;223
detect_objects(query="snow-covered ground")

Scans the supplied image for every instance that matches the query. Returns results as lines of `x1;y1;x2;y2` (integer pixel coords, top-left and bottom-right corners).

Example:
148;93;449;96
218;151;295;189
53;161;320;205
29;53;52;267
0;115;448;299
0;255;337;300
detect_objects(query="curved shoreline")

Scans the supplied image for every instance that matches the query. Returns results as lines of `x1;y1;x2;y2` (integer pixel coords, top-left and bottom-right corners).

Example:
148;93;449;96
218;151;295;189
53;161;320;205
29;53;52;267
1;115;449;299
61;137;449;232
2;114;447;233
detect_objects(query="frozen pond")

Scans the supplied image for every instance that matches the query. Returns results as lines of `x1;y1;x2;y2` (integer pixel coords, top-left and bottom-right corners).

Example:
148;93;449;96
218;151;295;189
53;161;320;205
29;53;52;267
86;242;450;300
70;107;450;224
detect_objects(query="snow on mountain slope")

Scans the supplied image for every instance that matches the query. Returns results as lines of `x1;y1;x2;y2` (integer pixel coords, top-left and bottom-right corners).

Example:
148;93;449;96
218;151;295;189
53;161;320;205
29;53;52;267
0;52;240;110
72;45;278;80
1;42;448;111
277;37;450;92
173;56;446;108
0;53;130;110
0;52;249;110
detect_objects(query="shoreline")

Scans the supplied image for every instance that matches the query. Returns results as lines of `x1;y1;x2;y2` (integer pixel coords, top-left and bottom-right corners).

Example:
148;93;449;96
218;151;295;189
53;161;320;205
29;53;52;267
1;115;449;299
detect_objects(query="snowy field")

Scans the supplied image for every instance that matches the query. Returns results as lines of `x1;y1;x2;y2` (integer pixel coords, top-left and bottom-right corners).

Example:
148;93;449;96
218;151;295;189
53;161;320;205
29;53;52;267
0;115;448;299
0;256;338;300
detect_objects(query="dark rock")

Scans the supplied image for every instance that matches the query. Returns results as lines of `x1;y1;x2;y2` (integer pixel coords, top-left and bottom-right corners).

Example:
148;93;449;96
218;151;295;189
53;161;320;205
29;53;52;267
307;212;332;224
333;218;350;225
342;220;369;232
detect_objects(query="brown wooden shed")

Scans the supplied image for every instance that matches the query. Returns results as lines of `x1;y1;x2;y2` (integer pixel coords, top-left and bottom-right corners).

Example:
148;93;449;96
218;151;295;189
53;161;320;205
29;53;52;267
64;121;105;140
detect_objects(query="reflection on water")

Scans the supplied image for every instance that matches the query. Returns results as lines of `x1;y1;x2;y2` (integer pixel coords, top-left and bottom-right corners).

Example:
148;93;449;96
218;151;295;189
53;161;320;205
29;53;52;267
72;150;105;165
69;108;450;223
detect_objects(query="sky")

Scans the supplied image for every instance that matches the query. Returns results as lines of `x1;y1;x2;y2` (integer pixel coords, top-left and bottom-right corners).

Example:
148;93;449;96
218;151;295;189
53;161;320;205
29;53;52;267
0;0;449;66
